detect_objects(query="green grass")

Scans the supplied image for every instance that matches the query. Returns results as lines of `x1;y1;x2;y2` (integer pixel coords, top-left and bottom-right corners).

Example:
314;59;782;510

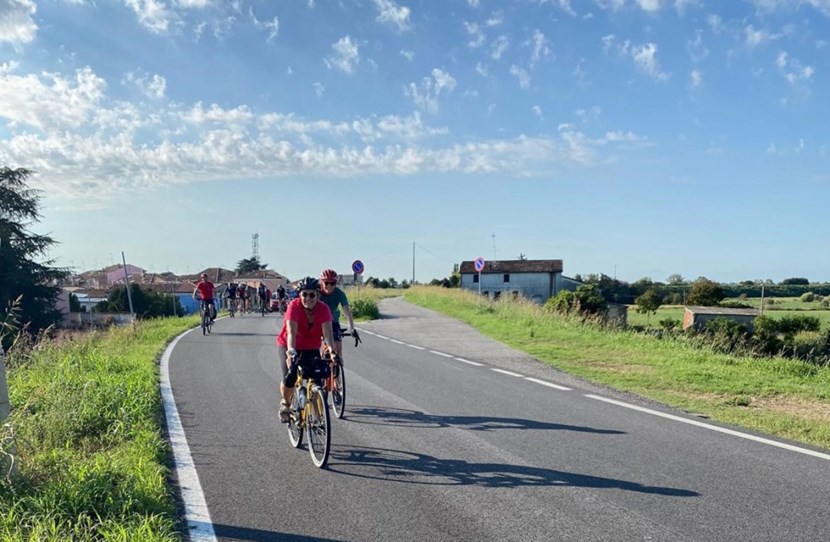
344;287;406;321
1;316;198;541
403;287;830;451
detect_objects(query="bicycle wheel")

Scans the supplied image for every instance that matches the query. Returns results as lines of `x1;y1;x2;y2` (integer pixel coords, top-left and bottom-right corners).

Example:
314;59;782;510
306;386;331;468
287;389;303;448
201;311;207;335
331;362;346;419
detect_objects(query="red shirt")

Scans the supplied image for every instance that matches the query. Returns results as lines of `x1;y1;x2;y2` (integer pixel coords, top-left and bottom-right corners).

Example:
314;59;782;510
277;298;332;349
195;281;215;300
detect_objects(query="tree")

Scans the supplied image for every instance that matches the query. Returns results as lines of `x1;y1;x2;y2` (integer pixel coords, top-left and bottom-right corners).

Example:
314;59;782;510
0;167;68;348
96;284;181;318
635;289;662;324
686;277;725;306
666;274;685;285
517;253;527;260
780;277;809;285
236;256;267;274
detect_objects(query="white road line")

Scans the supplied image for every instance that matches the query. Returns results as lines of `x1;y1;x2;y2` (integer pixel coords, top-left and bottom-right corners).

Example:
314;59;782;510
455;357;483;367
585;394;830;462
161;329;217;542
390;339;405;345
407;344;426;350
430;350;454;358
375;334;389;340
492;368;524;377
525;377;572;391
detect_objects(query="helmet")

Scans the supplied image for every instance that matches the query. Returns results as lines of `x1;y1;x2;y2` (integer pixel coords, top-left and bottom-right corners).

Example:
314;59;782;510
320;268;338;281
297;276;320;291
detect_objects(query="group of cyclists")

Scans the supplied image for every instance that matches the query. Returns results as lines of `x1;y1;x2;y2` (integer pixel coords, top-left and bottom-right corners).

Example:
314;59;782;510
192;269;359;423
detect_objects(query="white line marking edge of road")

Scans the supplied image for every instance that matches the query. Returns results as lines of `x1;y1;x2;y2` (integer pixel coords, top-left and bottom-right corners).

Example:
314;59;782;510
585;394;830;462
161;328;218;542
491;368;524;377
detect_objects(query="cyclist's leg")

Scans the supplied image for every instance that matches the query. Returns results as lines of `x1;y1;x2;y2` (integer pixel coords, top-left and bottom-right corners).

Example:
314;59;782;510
278;344;294;422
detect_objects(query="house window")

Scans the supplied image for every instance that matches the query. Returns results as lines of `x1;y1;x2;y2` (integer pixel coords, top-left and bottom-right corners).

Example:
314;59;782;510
503;273;510;283
493;291;501;300
473;274;479;283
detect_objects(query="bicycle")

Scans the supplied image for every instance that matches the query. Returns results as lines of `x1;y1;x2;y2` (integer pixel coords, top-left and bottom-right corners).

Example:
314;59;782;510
260;298;267;317
323;330;361;419
227;298;236;318
286;354;332;468
200;301;213;335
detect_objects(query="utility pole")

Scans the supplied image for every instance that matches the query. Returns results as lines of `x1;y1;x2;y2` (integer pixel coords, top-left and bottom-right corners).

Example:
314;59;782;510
121;252;135;321
412;242;415;286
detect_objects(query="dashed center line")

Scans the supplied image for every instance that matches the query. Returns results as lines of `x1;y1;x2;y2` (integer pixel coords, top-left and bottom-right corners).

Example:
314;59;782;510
491;368;524;377
429;350;453;358
525;377;572;391
390;339;405;345
455;357;483;367
407;344;425;350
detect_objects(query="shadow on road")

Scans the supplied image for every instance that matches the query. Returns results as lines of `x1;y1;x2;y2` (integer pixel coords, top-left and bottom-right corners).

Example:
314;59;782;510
210;523;341;541
328;445;699;496
346;405;625;434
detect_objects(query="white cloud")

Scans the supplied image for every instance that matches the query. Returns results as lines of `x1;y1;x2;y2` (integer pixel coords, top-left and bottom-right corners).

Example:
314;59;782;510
464;21;486;48
467;0;479;6
490;35;509;60
775;50;814;92
325;35;360;74
250;9;279;42
400;49;414;61
636;0;662;11
510;64;530;89
313;82;325;97
475;62;488;76
528;29;552;66
123;0;175;34
674;0;700;14
405;68;457;113
595;0;626;10
632;43;669;80
0;65;107;132
687;30;709;63
707;14;724;34
532;105;543;118
175;0;210;7
373;0;411;31
744;24;781;48
540;0;576;16
689;69;703;87
485;11;503;26
0;0;37;47
125;72;167;99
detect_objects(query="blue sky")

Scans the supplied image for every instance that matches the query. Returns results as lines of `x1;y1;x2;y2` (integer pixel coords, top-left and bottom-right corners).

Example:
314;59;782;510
2;0;829;284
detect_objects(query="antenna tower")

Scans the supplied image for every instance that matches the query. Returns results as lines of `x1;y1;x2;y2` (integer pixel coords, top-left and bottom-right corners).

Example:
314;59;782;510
252;233;260;260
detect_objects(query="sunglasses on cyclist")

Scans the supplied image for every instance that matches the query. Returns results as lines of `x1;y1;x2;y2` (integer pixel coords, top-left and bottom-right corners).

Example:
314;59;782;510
300;291;318;299
323;281;336;286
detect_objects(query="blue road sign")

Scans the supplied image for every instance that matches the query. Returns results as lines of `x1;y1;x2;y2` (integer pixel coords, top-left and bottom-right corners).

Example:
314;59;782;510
352;259;365;275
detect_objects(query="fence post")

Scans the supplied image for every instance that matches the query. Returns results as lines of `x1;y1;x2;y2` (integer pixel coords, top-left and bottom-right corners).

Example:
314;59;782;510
0;347;17;480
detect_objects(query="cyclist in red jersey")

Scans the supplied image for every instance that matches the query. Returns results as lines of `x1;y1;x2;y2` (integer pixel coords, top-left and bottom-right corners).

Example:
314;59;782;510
276;277;338;423
193;273;216;323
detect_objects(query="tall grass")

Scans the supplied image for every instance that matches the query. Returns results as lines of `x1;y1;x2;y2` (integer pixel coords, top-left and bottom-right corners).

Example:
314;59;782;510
1;317;197;540
403;287;830;450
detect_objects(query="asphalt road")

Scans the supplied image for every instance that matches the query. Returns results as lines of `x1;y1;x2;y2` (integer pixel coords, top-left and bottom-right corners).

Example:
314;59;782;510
165;297;830;542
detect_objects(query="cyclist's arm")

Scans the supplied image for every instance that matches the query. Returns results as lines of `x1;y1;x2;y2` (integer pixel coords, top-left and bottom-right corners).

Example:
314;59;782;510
341;303;355;334
285;319;299;352
322;321;337;358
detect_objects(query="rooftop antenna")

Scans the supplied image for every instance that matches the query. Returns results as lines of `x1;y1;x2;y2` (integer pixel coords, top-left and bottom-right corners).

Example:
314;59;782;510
252;233;260;260
491;234;498;269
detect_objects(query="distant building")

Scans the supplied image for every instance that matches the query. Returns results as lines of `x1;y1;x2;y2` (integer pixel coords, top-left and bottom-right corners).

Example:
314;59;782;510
682;306;760;331
459;259;576;304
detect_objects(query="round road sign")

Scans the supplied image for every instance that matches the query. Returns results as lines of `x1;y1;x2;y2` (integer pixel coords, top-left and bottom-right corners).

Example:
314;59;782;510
474;256;486;272
352;259;365;275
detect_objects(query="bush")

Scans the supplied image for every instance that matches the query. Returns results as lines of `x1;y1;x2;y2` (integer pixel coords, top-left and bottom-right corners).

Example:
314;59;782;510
719;300;752;309
659;318;681;331
801;292;816;303
350;298;379;320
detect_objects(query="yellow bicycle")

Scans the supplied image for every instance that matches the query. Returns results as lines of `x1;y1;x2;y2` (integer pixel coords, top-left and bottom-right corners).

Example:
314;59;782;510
286;356;331;468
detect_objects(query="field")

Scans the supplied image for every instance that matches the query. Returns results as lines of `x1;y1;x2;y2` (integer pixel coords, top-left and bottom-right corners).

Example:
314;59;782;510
627;297;830;328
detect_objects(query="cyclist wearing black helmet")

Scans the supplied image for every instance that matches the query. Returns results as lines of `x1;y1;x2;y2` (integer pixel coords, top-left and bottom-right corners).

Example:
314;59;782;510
275;277;338;423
